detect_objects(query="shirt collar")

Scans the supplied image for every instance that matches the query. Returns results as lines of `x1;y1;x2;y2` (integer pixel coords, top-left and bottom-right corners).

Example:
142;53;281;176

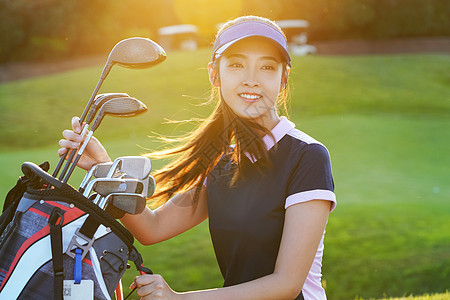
262;116;295;151
246;116;295;163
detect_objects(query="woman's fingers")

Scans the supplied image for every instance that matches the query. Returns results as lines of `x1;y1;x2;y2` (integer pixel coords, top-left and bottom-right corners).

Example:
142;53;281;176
134;274;159;296
133;274;176;299
59;130;81;149
57;147;73;158
71;116;83;133
63;127;84;142
58;116;111;170
59;117;86;150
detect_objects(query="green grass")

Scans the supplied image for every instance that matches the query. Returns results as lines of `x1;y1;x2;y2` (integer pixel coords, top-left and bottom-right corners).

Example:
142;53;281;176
367;290;449;300
0;50;449;299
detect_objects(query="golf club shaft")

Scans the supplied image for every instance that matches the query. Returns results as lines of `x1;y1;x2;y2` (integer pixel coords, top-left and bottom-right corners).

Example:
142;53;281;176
79;169;96;193
58;124;90;181
62;131;94;183
53;76;105;179
80;79;104;124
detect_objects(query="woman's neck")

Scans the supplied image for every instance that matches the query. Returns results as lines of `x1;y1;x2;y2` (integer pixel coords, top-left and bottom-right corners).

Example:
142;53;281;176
255;113;281;135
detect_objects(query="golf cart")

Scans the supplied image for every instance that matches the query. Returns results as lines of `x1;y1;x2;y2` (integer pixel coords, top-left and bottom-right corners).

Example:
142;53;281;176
276;19;317;56
157;24;199;51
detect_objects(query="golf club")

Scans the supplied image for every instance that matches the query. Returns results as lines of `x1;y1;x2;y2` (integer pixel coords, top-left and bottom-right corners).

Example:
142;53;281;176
62;97;147;183
96;178;144;208
85;93;131;124
146;175;156;198
102;193;147;214
120;174;156;198
79;162;114;193
103;156;153;198
107;156;152;180
52;37;166;178
83;178;127;198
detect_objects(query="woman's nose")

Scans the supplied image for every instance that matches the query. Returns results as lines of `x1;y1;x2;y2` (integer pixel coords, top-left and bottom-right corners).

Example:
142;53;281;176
242;69;259;87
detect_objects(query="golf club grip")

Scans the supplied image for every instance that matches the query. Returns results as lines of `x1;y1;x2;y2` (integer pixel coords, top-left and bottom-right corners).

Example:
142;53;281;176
53;121;89;178
63;153;81;183
59;149;78;181
62;130;94;182
52;149;69;177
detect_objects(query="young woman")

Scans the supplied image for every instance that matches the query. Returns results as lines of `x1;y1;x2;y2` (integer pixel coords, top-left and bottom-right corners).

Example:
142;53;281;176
59;16;336;300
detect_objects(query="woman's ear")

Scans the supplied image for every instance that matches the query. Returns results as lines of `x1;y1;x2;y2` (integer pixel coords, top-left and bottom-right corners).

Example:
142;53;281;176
208;62;220;87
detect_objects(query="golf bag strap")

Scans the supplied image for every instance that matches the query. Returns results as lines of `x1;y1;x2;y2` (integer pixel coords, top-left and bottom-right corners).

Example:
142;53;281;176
65;214;99;260
49;207;65;300
79;215;100;239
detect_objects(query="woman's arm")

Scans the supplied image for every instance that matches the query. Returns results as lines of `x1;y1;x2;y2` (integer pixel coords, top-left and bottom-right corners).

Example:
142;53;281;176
120;187;208;245
134;199;331;300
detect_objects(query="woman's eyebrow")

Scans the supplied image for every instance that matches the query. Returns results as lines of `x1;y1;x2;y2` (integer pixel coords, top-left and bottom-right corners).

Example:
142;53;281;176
260;56;280;63
226;53;280;62
225;53;246;59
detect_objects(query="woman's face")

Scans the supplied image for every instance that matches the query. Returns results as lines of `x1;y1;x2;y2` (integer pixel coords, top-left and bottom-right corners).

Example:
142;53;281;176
211;37;286;130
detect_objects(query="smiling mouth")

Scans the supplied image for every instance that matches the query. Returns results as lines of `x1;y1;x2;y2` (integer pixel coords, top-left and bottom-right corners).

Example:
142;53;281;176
239;93;262;103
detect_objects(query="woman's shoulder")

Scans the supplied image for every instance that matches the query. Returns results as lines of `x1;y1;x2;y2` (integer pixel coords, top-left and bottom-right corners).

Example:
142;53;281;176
278;125;330;159
285;126;325;147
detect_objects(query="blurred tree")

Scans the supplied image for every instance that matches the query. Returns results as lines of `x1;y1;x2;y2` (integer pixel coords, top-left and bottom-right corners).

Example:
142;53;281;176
0;0;75;61
0;0;178;62
172;0;242;37
370;0;450;38
0;0;448;63
241;0;284;20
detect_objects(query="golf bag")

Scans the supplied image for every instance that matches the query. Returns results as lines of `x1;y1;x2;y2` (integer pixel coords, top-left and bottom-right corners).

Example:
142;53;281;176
0;161;151;299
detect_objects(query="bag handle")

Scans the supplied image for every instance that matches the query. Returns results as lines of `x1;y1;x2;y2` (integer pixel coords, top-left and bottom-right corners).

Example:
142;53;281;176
22;162;63;189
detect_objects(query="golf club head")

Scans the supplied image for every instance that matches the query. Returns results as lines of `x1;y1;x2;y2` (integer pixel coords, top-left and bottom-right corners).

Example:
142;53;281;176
147;175;156;197
109;37;166;69
83;178;127;197
115;156;152;180
93;162;116;178
106;159;122;178
79;162;114;192
101;37;166;80
105;193;147;215
91;97;147;131
122;175;155;197
122;178;145;194
86;93;130;124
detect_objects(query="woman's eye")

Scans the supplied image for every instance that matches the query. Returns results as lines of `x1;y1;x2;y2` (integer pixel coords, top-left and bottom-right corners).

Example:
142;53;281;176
230;63;243;68
262;65;275;70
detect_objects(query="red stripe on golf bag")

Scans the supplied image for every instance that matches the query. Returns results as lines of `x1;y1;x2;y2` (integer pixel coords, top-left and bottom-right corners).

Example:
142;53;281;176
83;258;93;266
0;202;85;291
28;207;50;218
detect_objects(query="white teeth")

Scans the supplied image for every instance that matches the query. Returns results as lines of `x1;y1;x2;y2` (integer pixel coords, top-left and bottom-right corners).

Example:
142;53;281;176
239;93;261;100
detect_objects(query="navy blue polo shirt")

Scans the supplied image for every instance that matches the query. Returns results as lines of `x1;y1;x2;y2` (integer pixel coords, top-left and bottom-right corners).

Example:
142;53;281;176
206;117;336;300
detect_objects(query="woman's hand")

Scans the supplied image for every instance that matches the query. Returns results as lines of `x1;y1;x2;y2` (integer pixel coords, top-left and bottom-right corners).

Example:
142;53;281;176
131;274;180;300
58;116;111;171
